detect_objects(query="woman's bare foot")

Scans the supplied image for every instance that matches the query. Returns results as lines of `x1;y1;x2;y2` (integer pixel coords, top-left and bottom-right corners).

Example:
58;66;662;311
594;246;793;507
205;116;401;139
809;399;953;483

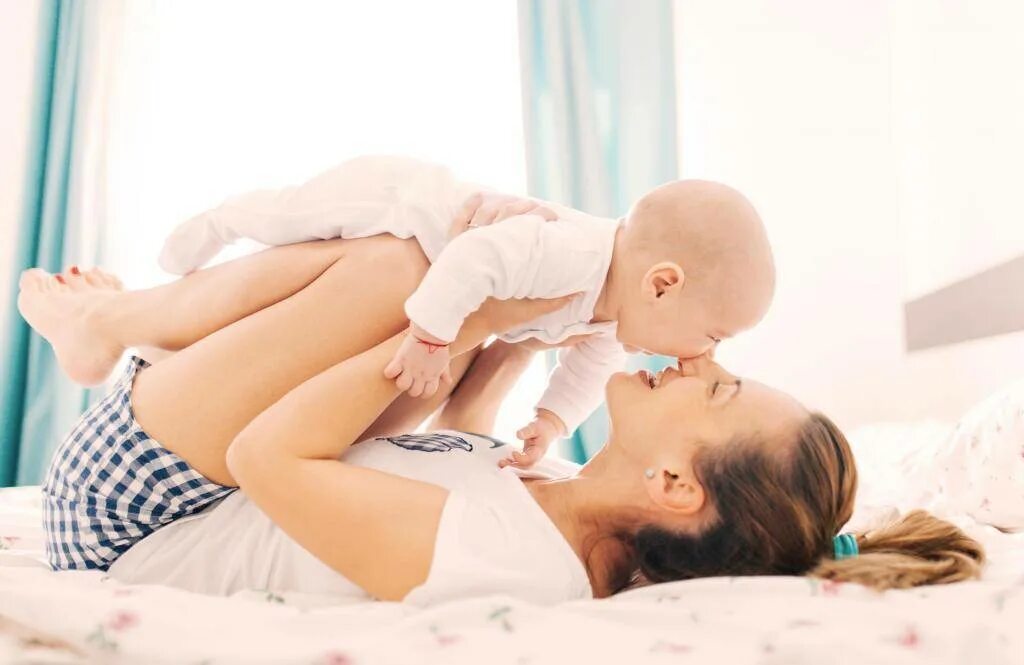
17;266;126;386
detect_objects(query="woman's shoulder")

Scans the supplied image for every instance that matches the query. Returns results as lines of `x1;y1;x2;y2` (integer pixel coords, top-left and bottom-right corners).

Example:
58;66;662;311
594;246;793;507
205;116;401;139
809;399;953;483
404;484;592;606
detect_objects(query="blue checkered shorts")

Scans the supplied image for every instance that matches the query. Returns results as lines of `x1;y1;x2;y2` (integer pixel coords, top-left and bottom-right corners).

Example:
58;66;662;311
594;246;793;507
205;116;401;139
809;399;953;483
42;356;235;570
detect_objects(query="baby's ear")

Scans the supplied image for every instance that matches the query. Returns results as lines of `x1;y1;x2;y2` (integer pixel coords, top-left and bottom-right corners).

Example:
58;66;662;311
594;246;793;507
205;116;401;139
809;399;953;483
642;262;686;300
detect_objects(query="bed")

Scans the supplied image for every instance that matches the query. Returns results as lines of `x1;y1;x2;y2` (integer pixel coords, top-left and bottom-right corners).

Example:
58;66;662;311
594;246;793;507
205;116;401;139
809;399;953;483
2;385;1023;664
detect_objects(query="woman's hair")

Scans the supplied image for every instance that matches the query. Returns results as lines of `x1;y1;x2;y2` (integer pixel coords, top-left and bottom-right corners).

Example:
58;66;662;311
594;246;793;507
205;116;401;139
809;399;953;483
631;413;985;591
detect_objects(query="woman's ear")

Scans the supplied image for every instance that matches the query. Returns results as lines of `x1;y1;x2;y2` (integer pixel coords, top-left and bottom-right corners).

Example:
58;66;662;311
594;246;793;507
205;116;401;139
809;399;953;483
641;262;685;301
643;463;706;516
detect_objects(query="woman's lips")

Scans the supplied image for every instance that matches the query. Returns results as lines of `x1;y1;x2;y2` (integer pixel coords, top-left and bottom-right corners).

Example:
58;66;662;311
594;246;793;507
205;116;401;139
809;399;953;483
638;365;683;388
637;369;660;388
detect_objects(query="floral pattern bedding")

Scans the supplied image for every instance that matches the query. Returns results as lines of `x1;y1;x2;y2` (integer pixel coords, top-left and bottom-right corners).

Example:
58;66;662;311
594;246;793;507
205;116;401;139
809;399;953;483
2;486;1021;665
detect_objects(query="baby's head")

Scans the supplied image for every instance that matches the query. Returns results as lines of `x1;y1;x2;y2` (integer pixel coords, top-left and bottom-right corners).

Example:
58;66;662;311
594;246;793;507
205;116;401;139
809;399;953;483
613;180;774;359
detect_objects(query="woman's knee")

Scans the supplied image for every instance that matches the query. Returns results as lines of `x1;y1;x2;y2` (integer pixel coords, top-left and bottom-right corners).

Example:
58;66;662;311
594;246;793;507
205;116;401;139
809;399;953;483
371;235;430;286
328;235;429;295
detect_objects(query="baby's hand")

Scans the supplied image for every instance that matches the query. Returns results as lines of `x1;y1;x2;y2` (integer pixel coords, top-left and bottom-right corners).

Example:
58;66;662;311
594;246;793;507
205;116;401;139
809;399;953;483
500;409;566;469
384;326;453;398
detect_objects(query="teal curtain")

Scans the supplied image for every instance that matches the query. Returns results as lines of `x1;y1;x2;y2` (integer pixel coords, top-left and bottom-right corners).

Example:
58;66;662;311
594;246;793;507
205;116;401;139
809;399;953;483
0;0;104;487
518;0;679;462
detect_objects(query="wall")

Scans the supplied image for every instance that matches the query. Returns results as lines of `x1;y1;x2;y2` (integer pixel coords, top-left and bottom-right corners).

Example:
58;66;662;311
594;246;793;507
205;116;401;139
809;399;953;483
674;0;1024;428
0;0;42;323
888;1;1024;298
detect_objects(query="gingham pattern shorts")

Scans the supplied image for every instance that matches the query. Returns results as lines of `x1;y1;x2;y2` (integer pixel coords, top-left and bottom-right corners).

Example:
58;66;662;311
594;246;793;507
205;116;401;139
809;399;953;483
42;356;234;570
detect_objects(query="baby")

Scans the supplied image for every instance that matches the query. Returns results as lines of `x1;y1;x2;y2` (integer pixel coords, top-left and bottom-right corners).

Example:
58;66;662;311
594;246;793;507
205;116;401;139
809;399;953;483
160;155;775;465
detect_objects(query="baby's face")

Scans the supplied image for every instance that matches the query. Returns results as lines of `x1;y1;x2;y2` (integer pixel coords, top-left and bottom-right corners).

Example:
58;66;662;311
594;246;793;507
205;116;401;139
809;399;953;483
612;177;775;359
616;295;722;359
616;278;769;359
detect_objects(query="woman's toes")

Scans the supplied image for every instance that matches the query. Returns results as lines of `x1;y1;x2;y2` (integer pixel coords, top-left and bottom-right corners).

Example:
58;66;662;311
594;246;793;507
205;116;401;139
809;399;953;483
19;268;49;291
16;267;122;387
82;269;105;288
66;267;125;291
100;270;124;291
63;266;89;292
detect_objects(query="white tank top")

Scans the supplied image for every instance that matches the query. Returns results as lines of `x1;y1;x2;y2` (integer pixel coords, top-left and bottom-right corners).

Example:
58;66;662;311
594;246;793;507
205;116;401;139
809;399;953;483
109;431;593;606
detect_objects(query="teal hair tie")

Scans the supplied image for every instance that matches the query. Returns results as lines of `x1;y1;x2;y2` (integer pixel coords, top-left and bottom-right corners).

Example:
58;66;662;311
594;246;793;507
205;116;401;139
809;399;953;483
833;533;859;560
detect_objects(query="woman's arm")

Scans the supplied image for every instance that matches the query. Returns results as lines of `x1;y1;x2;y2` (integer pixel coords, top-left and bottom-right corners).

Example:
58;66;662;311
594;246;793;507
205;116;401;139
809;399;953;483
226;295;577;600
428;340;535;434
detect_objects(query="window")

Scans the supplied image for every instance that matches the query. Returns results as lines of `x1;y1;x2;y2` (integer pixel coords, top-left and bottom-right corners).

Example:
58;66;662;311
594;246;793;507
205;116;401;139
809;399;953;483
105;0;546;442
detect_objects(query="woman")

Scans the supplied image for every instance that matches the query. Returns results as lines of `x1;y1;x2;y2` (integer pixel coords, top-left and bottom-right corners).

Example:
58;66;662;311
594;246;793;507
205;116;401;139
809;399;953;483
19;235;984;604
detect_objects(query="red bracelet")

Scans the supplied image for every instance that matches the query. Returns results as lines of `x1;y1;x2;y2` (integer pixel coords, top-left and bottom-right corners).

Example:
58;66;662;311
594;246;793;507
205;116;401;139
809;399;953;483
413;335;450;354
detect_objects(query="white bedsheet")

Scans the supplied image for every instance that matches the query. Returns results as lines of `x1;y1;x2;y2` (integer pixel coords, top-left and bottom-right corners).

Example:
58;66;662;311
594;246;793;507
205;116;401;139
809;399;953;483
1;481;1022;665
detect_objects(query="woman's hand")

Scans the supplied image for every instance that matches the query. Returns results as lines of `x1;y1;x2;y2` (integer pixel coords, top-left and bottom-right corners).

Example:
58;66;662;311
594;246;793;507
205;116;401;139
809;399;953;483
448;192;557;240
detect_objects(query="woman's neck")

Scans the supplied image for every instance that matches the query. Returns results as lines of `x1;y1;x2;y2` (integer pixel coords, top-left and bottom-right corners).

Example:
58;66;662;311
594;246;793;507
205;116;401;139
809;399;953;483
524;464;641;597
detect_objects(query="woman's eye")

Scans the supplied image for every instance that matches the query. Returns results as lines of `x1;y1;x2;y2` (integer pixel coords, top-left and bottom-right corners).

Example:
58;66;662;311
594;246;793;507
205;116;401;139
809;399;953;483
711;381;720;395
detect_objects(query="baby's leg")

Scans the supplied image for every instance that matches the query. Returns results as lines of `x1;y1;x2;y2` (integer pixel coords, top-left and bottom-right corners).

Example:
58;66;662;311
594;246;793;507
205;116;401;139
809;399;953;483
17;239;352;385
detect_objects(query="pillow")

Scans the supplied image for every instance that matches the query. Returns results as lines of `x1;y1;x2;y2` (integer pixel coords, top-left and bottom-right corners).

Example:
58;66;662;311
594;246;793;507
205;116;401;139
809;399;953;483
847;420;953;514
929;379;1024;530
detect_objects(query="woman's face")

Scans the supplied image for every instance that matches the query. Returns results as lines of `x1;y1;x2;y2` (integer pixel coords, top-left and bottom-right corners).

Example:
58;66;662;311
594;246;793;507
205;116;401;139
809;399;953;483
605;354;807;464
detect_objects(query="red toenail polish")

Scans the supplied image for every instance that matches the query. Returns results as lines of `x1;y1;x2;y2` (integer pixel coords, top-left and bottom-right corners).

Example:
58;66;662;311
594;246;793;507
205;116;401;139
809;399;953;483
55;275;66;284
70;266;80;275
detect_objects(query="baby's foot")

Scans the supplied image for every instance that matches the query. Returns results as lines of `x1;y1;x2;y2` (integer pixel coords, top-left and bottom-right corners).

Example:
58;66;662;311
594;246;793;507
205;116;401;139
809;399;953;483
17;267;125;386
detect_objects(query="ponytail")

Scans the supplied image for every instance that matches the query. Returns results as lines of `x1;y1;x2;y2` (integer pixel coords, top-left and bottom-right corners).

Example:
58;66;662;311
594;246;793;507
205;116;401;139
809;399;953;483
811;510;985;590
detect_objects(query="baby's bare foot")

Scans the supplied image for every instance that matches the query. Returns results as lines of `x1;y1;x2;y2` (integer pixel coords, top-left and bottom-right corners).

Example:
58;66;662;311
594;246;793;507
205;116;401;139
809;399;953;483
17;266;125;386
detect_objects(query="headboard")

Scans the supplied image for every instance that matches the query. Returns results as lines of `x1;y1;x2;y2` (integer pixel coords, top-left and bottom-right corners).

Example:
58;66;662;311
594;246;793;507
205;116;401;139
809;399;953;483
905;254;1024;351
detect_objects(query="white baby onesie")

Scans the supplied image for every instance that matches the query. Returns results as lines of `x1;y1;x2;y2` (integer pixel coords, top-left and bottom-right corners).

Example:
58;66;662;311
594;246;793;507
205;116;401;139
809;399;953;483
159;155;628;434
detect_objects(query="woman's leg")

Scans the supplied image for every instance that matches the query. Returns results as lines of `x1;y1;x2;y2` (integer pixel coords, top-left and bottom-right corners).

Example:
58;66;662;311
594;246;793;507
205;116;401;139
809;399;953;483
131;234;431;484
24;235;519;483
18;239;355;384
